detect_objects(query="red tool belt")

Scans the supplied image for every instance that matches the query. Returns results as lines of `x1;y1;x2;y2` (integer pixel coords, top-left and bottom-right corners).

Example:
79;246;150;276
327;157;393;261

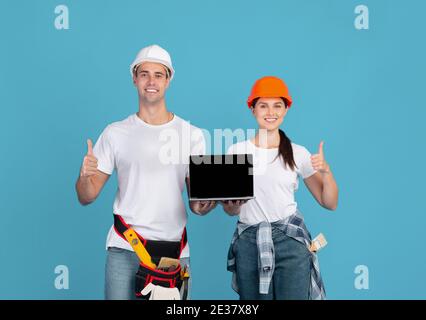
113;214;188;299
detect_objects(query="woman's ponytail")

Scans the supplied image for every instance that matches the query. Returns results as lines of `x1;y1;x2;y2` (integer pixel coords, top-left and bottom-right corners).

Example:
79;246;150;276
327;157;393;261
277;129;297;171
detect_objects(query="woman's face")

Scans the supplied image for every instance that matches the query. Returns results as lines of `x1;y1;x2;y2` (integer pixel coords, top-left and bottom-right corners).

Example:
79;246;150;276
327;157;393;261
251;97;288;131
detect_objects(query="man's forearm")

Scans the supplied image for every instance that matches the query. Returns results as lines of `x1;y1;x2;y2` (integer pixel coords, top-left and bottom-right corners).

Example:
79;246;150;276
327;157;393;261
76;176;97;205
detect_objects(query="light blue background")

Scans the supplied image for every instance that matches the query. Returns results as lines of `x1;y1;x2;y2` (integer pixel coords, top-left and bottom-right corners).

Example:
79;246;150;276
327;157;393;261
0;0;425;299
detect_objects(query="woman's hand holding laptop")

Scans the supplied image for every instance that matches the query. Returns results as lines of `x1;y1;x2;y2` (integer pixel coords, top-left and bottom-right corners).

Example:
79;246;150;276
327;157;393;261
220;200;248;216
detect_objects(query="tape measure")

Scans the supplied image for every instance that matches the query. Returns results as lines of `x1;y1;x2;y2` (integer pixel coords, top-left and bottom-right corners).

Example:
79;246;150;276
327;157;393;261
123;228;157;269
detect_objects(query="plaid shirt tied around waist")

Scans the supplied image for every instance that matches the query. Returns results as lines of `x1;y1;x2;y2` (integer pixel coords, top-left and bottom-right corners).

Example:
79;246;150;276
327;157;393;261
227;210;326;300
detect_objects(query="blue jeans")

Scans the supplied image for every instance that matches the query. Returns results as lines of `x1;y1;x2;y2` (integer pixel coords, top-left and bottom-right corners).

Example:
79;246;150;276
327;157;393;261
234;225;312;300
104;247;191;300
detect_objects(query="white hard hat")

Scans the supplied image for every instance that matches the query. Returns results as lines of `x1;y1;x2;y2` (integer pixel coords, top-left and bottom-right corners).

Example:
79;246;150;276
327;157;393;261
130;44;174;80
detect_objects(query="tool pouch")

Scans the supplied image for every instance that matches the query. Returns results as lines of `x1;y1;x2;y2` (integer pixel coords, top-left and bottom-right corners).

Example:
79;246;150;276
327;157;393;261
113;214;188;300
134;240;183;299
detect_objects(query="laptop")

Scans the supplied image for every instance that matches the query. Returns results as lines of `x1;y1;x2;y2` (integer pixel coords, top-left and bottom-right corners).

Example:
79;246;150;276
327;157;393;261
188;154;254;201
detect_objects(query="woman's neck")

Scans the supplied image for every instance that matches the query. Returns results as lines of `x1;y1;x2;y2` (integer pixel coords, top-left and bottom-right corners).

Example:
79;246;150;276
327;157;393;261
253;129;280;149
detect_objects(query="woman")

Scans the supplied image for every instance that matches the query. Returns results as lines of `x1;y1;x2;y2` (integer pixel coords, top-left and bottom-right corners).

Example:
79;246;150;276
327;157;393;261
222;76;338;300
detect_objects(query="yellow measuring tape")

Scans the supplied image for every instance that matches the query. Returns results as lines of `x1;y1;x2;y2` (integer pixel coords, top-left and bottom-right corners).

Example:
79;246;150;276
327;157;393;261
123;228;157;269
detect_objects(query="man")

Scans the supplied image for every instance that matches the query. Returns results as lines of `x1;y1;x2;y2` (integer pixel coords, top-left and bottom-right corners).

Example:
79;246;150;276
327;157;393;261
75;44;216;300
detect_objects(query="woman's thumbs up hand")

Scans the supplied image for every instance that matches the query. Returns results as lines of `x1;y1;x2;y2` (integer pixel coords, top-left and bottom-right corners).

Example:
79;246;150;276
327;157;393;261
310;141;330;174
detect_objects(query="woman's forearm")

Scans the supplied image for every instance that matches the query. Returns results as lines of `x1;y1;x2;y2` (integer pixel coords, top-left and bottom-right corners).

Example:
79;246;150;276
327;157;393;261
321;168;338;210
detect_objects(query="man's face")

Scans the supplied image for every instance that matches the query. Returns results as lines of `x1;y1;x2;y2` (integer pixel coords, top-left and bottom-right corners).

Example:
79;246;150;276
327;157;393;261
133;62;170;105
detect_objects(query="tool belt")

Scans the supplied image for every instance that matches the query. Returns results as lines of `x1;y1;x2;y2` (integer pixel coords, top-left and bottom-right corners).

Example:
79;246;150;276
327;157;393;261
113;214;189;299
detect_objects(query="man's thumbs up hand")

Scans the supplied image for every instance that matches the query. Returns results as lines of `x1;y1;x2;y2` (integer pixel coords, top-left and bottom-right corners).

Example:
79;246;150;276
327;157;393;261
80;139;98;178
87;139;94;155
310;140;330;174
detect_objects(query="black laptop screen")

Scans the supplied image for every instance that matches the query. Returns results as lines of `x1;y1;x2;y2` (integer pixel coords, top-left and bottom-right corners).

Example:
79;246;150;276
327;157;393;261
189;154;253;200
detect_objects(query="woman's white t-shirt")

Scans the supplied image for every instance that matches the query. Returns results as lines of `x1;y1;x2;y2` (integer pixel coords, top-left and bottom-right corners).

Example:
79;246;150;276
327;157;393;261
93;113;205;257
227;139;317;225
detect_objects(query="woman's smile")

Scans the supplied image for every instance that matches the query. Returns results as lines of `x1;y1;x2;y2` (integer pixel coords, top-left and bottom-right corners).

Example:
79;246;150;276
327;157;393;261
264;117;278;123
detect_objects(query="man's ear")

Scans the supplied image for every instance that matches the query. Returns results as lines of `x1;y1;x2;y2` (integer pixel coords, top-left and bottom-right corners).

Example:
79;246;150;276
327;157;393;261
132;74;137;86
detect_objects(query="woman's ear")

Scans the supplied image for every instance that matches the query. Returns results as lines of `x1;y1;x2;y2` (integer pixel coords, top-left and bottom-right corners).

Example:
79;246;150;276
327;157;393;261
282;106;289;117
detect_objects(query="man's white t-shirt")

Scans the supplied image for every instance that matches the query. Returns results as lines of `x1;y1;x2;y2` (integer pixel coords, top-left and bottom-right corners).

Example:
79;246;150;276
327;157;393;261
227;139;317;225
93;113;206;257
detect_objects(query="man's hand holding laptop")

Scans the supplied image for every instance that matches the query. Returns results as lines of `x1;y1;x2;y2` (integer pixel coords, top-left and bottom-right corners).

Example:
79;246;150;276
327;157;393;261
190;200;218;216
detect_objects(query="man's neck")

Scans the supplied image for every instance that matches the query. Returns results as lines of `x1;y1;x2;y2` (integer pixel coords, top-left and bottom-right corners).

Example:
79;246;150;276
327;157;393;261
137;101;172;125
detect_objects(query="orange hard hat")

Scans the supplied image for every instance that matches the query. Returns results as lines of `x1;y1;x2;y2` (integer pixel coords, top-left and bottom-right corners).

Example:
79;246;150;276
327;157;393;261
247;76;292;108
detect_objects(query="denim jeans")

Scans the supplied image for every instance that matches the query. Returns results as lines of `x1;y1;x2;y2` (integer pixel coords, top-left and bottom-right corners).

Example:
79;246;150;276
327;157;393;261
234;225;312;300
104;246;191;300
